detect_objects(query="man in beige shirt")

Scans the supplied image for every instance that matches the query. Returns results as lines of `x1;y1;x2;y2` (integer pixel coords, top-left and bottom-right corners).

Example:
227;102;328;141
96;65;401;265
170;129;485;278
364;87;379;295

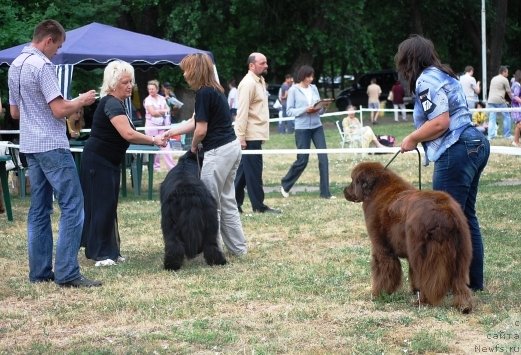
234;52;280;214
366;78;382;124
487;66;513;140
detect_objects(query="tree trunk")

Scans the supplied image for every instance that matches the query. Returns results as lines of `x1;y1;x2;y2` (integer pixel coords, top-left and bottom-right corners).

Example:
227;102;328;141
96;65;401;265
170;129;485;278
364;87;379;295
410;0;423;34
488;0;508;84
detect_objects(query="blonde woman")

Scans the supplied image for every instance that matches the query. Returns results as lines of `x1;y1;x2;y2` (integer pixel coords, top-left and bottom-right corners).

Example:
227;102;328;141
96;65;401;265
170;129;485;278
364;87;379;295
80;60;167;266
164;53;247;256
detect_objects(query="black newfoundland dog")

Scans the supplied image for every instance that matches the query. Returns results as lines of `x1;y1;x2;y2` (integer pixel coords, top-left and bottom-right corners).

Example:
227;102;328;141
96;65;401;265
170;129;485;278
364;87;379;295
160;151;227;271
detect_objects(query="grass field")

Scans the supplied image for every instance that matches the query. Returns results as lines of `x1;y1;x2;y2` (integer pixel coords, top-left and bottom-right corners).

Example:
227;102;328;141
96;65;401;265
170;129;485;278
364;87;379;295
1;112;520;354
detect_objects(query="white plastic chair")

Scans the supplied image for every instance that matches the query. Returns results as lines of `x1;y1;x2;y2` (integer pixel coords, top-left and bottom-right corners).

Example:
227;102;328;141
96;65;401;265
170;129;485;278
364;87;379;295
336;120;363;148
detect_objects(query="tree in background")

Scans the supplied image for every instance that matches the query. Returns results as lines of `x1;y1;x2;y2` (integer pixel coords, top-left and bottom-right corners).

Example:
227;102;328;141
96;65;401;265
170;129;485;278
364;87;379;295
1;0;520;102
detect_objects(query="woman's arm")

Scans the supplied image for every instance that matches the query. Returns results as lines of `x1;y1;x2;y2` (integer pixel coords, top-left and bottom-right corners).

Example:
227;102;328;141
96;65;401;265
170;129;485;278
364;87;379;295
286;88;311;117
164;117;196;138
145;104;168;117
400;111;450;152
190;121;208;153
111;114;167;146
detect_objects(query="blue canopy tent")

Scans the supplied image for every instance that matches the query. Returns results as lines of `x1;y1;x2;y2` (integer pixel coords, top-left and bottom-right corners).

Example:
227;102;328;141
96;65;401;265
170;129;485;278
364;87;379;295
0;22;214;100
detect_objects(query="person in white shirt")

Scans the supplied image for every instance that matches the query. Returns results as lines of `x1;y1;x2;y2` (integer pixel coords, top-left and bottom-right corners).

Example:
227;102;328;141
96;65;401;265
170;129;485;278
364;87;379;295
227;79;238;121
459;65;481;108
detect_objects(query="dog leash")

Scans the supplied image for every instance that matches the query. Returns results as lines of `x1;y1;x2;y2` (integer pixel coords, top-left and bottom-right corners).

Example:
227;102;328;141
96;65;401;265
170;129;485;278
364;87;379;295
384;148;422;190
195;143;203;178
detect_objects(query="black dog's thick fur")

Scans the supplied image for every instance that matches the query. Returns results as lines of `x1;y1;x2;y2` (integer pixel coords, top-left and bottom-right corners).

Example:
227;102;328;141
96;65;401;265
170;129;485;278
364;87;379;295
160;151;227;270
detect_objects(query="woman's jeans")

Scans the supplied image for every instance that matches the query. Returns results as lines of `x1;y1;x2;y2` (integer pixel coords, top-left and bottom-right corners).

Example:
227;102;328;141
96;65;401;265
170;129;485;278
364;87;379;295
281;126;331;197
26;149;84;284
432;126;490;290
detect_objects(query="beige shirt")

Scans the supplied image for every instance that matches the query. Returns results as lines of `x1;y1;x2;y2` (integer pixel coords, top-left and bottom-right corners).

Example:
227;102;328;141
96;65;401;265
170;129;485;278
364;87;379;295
235;71;270;141
487;74;512;104
367;83;382;104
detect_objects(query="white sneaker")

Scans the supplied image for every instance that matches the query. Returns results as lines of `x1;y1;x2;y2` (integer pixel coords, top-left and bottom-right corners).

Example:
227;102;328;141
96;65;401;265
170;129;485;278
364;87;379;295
280;186;289;198
117;256;126;263
95;259;116;267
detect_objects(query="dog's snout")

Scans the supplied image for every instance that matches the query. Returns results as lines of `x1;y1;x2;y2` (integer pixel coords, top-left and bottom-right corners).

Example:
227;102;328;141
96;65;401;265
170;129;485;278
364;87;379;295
344;184;359;202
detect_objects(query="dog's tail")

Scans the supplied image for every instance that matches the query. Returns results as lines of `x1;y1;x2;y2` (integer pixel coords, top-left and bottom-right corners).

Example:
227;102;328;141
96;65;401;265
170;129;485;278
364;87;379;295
178;208;205;258
408;201;472;309
410;236;454;305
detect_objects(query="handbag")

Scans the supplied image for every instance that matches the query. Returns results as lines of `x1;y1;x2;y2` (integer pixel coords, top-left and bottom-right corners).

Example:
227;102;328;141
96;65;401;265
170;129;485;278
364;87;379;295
377;135;396;147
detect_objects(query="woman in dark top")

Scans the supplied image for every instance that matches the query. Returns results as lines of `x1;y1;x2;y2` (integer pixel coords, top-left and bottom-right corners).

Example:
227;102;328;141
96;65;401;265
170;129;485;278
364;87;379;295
164;53;247;256
81;60;167;266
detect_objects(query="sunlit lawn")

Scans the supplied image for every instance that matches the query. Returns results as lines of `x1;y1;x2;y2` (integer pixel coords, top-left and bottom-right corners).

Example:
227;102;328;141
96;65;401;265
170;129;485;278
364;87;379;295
1;112;520;354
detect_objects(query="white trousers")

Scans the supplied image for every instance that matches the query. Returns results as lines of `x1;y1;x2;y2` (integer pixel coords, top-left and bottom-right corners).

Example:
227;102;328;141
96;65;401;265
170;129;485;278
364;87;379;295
200;139;247;255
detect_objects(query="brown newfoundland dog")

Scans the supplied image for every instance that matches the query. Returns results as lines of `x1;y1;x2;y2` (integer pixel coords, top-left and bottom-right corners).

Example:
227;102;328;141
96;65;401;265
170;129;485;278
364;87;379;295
344;162;473;313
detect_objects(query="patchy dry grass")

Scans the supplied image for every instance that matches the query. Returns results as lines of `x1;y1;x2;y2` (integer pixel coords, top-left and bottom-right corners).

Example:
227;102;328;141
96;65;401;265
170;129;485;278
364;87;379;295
1;117;520;353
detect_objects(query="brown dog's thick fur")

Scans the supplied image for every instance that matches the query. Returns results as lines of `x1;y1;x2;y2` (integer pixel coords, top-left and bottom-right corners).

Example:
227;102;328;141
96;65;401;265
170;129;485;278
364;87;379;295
344;162;473;313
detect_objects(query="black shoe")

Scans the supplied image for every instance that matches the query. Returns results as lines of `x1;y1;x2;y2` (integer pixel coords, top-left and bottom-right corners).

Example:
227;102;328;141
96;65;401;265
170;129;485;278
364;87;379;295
31;273;55;283
59;275;102;288
254;206;281;214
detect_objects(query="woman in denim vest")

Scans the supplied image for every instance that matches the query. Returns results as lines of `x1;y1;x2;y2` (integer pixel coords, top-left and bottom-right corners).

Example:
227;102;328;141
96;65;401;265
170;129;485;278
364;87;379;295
395;35;490;291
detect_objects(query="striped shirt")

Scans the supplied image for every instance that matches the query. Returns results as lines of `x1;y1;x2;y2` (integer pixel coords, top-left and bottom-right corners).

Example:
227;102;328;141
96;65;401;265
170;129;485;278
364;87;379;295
413;67;471;163
8;46;67;153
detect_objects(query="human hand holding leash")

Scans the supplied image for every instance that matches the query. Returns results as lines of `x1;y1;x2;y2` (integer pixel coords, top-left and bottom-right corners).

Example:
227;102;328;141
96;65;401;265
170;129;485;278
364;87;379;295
400;135;418;153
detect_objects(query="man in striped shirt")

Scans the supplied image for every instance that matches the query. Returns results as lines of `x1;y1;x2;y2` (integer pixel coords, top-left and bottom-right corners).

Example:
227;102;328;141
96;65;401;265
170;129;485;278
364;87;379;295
8;19;100;288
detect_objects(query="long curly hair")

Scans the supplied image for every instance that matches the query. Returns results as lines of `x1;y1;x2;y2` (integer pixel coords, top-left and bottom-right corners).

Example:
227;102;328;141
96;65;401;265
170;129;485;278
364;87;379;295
394;35;456;93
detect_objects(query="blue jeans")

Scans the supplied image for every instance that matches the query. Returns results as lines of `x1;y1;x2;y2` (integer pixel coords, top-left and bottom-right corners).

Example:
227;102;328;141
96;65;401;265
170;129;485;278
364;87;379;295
432;126;490;290
487;102;512;139
281;126;331;197
26;149;84;284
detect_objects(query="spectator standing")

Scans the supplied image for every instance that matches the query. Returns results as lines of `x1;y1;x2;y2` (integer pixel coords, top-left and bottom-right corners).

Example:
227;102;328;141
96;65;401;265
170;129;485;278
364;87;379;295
81;60;167;266
367;78;382;124
510;70;521;147
161;82;183;124
227;79;238;121
278;74;294;133
144;80;177;171
487;66;513;140
391;80;407;122
7;19;101;287
164;53;247;256
459;65;481;108
234;52;280;214
280;65;334;199
396;34;490;291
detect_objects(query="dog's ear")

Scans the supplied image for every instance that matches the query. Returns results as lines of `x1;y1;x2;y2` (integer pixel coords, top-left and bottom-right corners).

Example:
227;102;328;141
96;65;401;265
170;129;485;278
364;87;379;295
358;171;377;199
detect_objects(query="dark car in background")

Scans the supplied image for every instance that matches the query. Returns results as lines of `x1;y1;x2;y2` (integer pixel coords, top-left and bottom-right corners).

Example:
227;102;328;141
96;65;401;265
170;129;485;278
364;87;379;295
267;84;281;118
335;70;411;111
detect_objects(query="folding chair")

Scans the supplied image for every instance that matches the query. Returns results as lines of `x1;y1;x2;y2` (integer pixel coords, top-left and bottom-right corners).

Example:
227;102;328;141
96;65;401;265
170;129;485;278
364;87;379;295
336;120;363;148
